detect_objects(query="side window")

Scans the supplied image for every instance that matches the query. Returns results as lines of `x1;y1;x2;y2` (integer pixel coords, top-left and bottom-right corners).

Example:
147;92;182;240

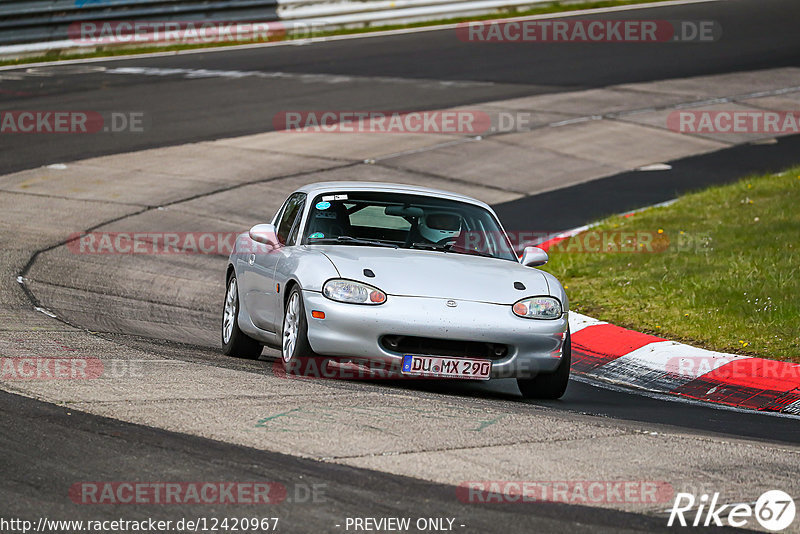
272;198;291;226
276;193;306;245
286;199;306;246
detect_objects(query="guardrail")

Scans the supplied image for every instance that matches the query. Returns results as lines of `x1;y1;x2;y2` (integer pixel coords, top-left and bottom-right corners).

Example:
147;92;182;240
1;0;282;45
0;0;552;57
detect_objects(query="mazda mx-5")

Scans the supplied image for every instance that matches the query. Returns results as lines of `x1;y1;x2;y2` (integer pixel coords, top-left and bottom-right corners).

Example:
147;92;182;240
222;182;571;398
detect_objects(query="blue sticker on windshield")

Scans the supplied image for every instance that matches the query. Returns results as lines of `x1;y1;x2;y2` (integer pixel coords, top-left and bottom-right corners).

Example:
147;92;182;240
309;232;325;239
316;201;331;210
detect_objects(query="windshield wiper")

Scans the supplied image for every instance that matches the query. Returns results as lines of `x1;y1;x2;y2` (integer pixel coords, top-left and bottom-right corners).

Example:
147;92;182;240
409;242;498;258
409;242;446;251
449;247;497;259
309;236;398;248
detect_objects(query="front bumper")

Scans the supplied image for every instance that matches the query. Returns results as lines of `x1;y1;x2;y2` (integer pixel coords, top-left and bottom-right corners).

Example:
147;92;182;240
302;290;568;378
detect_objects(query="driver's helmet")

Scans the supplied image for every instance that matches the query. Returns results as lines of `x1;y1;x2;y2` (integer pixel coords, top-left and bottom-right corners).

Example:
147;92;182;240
419;212;462;243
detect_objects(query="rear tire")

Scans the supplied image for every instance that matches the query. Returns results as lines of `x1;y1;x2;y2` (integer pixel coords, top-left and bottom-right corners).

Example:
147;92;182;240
221;273;263;359
517;329;571;400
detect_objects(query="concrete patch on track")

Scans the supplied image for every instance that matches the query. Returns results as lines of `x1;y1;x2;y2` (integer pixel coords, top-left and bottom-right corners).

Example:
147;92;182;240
64;388;630;459
491;120;723;176
172;164;523;222
617;101;794;145
480;87;691;117
740;92;800;114
381;138;625;195
213;131;466;161
615;68;800;100
0;144;342;206
337;430;800;514
2;65;800;520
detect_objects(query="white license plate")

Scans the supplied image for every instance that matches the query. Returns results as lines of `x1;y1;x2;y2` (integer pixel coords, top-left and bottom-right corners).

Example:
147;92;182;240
401;354;491;380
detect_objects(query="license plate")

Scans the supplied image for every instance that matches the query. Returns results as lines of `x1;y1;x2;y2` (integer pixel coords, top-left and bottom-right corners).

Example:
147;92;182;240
401;354;492;380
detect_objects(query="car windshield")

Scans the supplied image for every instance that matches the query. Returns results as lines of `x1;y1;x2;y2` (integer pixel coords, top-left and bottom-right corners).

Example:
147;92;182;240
302;191;517;261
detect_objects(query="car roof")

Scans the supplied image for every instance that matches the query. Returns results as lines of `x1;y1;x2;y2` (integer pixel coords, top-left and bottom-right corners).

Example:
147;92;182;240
293;182;492;210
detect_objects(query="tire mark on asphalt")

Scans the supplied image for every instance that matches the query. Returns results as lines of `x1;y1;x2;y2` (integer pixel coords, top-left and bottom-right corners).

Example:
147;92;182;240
318;432;639;461
15;160;360;330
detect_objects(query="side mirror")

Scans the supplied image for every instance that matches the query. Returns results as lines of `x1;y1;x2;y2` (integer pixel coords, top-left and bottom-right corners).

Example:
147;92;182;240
249;223;279;246
520;246;548;267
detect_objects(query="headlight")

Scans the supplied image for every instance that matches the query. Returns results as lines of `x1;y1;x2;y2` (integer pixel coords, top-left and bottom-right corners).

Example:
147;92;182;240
512;296;562;319
323;279;387;305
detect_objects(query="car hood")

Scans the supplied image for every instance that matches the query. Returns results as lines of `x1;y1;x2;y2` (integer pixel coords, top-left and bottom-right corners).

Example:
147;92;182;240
312;245;551;305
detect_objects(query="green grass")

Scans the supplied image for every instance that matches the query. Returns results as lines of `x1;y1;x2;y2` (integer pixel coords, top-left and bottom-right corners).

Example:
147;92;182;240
542;168;800;363
0;0;672;67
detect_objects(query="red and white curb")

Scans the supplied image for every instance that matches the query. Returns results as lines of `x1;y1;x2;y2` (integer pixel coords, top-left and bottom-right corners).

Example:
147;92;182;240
531;199;800;415
567;312;800;414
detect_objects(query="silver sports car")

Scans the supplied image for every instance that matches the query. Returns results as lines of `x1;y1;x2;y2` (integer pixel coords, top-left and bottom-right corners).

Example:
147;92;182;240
222;182;571;399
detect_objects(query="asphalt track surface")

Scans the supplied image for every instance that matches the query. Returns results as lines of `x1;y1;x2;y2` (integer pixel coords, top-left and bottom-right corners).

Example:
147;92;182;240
3;390;689;534
0;0;799;174
2;0;800;531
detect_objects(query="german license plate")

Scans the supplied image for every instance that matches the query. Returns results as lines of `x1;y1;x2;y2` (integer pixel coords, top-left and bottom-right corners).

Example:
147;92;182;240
401;355;491;380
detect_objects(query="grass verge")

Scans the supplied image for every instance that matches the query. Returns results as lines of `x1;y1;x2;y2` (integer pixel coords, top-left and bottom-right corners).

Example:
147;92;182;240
1;0;673;67
542;168;800;363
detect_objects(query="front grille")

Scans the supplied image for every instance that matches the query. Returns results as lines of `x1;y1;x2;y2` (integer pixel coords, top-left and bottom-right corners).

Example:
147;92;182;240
380;335;509;360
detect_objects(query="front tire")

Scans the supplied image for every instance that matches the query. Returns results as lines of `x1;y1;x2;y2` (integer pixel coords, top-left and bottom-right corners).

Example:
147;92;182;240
221;273;262;359
281;286;321;375
517;329;571;400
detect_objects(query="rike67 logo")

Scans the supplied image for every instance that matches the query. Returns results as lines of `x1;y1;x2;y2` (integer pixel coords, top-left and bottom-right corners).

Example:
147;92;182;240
668;490;795;531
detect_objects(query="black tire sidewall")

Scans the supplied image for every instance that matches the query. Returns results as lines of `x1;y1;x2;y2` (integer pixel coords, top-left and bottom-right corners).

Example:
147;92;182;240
221;275;238;351
282;286;318;373
517;328;571;399
221;273;262;359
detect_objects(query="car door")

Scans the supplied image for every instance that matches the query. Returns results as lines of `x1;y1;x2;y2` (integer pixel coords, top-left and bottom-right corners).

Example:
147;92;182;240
238;196;290;330
247;193;306;333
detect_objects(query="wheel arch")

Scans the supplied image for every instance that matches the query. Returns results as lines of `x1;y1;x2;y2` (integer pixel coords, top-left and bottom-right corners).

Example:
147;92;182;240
282;278;301;311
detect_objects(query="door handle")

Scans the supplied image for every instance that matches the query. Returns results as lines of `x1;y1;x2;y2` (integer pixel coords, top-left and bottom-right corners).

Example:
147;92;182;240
248;254;256;265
